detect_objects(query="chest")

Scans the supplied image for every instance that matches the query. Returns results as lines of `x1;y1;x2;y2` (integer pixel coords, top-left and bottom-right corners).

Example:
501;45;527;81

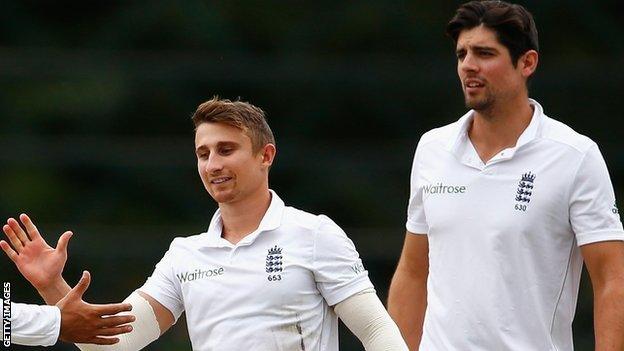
419;153;576;238
175;242;319;314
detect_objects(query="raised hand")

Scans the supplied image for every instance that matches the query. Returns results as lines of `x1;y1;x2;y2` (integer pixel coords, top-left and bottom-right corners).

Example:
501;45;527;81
0;213;72;302
57;271;135;345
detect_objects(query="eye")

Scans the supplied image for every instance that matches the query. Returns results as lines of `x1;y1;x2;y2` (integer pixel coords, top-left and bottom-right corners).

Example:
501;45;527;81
196;150;209;159
219;148;233;155
456;51;466;60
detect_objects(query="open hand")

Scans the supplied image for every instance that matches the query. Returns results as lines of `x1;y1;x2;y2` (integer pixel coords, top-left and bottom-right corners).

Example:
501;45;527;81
57;271;135;345
0;213;72;291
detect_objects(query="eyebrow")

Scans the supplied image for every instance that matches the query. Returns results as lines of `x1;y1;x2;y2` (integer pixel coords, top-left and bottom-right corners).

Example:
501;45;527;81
473;45;498;51
195;141;239;153
457;45;499;53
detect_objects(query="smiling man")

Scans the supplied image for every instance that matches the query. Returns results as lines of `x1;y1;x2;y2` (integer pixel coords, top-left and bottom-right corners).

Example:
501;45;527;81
4;97;408;350
388;1;624;350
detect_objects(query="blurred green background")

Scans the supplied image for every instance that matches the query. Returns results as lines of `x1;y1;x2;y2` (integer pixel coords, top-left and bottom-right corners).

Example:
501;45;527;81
1;1;622;350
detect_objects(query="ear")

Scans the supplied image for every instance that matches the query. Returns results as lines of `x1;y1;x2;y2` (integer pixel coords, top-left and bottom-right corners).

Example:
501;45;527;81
519;50;539;78
259;143;276;168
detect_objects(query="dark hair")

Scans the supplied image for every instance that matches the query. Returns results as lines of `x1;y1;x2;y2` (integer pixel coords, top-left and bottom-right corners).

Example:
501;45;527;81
192;96;275;153
446;1;539;65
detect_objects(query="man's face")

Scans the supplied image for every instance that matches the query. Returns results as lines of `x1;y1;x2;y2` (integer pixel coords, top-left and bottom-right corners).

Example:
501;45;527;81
456;25;527;112
195;122;270;205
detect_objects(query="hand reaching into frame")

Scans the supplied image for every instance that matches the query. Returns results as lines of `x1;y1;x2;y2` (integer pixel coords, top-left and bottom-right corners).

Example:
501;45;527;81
0;213;72;302
57;271;135;345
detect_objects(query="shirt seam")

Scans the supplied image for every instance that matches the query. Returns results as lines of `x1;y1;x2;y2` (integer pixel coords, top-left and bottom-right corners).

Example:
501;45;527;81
407;140;428;232
565;144;593;214
322;277;373;306
540;132;594;155
311;218;322;275
548;239;575;351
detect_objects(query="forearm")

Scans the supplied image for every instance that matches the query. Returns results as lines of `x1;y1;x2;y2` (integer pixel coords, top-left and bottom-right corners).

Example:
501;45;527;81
594;281;624;351
334;289;408;351
37;277;71;305
388;268;427;349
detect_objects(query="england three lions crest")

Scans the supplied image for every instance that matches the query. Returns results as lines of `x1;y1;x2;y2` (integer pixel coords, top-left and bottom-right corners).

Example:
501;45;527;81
266;245;283;281
514;172;536;212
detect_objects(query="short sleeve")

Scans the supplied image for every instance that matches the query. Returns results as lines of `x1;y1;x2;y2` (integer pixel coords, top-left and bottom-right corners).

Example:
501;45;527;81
312;216;374;306
569;144;624;246
406;141;429;234
139;240;185;321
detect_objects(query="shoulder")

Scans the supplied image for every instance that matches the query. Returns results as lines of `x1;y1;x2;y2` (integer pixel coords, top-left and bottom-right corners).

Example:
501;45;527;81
281;208;357;257
540;115;597;155
166;233;207;252
150;233;208;268
418;120;461;148
281;206;341;234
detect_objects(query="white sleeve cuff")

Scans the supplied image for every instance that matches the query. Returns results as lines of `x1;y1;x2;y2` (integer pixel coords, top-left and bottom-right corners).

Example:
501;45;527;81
10;303;61;347
576;229;624;246
406;220;428;235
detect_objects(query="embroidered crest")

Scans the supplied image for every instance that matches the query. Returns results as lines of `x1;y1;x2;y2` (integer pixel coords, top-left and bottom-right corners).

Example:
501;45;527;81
514;172;536;211
265;245;283;281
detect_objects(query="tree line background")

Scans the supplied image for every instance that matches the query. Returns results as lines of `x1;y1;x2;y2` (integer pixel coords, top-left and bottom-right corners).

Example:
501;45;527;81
1;1;622;349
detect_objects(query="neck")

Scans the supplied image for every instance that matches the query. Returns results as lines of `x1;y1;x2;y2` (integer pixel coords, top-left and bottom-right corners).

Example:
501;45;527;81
219;187;271;245
469;95;533;163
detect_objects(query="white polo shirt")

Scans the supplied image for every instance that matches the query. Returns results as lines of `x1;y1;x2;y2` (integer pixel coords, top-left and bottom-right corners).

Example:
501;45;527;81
140;190;373;351
406;99;624;351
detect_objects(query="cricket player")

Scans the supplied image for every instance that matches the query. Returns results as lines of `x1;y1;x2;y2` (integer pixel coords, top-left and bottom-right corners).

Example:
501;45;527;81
3;97;408;350
388;1;624;350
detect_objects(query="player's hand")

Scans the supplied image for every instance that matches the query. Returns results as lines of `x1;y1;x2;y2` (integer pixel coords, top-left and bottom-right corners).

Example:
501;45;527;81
0;213;72;291
57;271;135;345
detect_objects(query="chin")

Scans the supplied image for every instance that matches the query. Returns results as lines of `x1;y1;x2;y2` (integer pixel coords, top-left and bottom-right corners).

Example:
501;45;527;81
208;189;237;204
465;96;493;111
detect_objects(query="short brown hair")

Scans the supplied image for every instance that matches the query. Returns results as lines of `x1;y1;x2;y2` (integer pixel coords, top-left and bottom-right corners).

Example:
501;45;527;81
446;1;539;66
192;97;275;152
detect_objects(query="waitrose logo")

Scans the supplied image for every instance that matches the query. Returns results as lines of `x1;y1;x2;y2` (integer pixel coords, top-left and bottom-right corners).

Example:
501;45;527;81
422;183;467;194
176;267;224;283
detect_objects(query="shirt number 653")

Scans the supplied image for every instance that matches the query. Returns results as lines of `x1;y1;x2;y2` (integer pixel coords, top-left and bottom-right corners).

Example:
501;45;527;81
268;274;282;281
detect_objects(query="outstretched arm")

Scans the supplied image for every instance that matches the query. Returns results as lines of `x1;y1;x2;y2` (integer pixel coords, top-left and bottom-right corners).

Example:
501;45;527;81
1;214;138;345
0;213;177;350
11;275;134;347
1;213;72;303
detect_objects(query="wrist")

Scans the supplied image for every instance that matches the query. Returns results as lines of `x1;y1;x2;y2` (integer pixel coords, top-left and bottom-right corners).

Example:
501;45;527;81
38;278;71;305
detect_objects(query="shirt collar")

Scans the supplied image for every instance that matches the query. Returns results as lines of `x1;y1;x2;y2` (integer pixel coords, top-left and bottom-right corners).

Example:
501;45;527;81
203;189;285;248
446;98;545;156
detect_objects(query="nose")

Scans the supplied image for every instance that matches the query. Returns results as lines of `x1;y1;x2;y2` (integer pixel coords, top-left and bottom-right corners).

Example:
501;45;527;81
205;153;224;174
459;52;479;73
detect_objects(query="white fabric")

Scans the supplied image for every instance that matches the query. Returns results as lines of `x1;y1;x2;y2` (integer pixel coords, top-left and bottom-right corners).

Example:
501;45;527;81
76;292;160;351
140;190;373;350
334;288;408;351
10;302;60;346
406;99;624;351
